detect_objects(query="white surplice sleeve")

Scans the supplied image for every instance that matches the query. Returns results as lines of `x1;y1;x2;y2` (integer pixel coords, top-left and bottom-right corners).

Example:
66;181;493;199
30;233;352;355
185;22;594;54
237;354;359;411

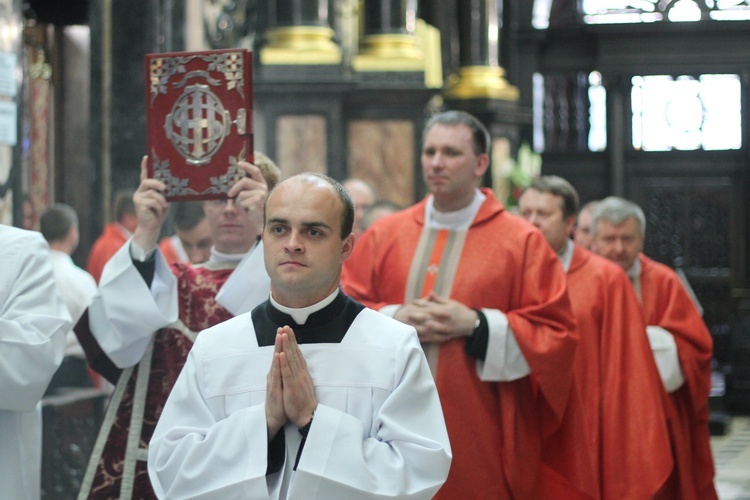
215;241;270;316
475;309;531;381
378;305;530;382
89;239;178;368
290;332;451;499
0;230;69;411
148;347;275;499
646;325;685;392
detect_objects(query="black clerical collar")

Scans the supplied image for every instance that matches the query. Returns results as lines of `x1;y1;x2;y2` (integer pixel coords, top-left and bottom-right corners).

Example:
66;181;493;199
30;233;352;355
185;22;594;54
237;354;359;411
266;290;349;330
252;291;365;347
270;289;339;325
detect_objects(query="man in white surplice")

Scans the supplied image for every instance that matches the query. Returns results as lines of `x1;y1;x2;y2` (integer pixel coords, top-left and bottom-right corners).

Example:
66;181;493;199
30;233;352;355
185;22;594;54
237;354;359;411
148;173;452;499
75;154;279;499
0;224;70;499
40;203;98;391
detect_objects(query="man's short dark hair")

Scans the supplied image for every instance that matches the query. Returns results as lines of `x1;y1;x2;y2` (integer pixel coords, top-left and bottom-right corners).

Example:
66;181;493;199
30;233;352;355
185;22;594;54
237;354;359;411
423;110;491;156
172;201;206;232
324;176;355;238
40;203;78;243
113;189;136;222
522;175;580;219
265;173;355;239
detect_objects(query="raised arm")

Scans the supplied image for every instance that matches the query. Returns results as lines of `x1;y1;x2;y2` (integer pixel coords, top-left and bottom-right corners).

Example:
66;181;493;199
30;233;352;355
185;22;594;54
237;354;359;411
133;155;170;253
87;156;179;367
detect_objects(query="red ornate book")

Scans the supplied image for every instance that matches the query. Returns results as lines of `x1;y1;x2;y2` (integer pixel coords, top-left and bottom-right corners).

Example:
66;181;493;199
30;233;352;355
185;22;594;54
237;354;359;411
146;48;253;201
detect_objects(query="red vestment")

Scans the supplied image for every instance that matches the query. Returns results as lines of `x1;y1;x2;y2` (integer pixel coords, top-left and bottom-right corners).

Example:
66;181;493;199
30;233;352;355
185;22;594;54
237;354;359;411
87;223;130;283
79;262;235;499
342;190;590;499
567;246;672;499
158;236;182;266
638;254;717;500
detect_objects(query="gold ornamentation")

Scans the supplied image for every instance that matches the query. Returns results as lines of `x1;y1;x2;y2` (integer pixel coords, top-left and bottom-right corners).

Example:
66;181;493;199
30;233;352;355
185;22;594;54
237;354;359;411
445;66;519;101
149;51;246;105
150;144;247;198
260;27;342;65
165;84;229;165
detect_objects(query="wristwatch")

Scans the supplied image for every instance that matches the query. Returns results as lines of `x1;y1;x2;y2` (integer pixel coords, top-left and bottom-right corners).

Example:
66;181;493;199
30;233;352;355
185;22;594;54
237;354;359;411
471;311;482;336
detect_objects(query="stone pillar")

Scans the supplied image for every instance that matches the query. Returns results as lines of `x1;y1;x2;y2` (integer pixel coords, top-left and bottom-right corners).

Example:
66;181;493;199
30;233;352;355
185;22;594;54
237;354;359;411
260;0;341;65
353;0;423;72
445;0;518;100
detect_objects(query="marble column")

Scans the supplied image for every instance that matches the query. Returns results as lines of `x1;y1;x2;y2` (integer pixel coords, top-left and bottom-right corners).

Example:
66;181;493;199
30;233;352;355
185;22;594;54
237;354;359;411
445;0;518;100
260;0;341;65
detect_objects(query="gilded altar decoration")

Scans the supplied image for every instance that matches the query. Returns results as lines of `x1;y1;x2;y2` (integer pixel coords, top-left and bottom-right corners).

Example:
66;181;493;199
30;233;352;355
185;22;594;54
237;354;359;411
146;48;253;201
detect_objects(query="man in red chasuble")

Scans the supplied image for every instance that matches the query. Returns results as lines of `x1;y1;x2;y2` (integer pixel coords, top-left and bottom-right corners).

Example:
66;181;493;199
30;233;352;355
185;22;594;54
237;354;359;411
342;111;593;499
592;196;717;500
519;176;673;499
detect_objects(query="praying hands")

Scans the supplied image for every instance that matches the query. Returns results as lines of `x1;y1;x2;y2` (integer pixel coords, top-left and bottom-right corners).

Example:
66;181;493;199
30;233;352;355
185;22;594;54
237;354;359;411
395;291;479;344
265;326;318;440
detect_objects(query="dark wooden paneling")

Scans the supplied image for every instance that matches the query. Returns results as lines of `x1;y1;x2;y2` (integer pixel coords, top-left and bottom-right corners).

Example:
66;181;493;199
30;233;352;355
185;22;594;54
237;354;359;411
27;0;88;25
513;4;750;386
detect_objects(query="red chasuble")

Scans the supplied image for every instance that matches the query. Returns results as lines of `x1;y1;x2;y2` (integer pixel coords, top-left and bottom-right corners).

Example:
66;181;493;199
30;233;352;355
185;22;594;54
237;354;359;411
638;254;717;500
567;246;673;499
80;262;236;499
87;223;129;283
342;190;588;499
